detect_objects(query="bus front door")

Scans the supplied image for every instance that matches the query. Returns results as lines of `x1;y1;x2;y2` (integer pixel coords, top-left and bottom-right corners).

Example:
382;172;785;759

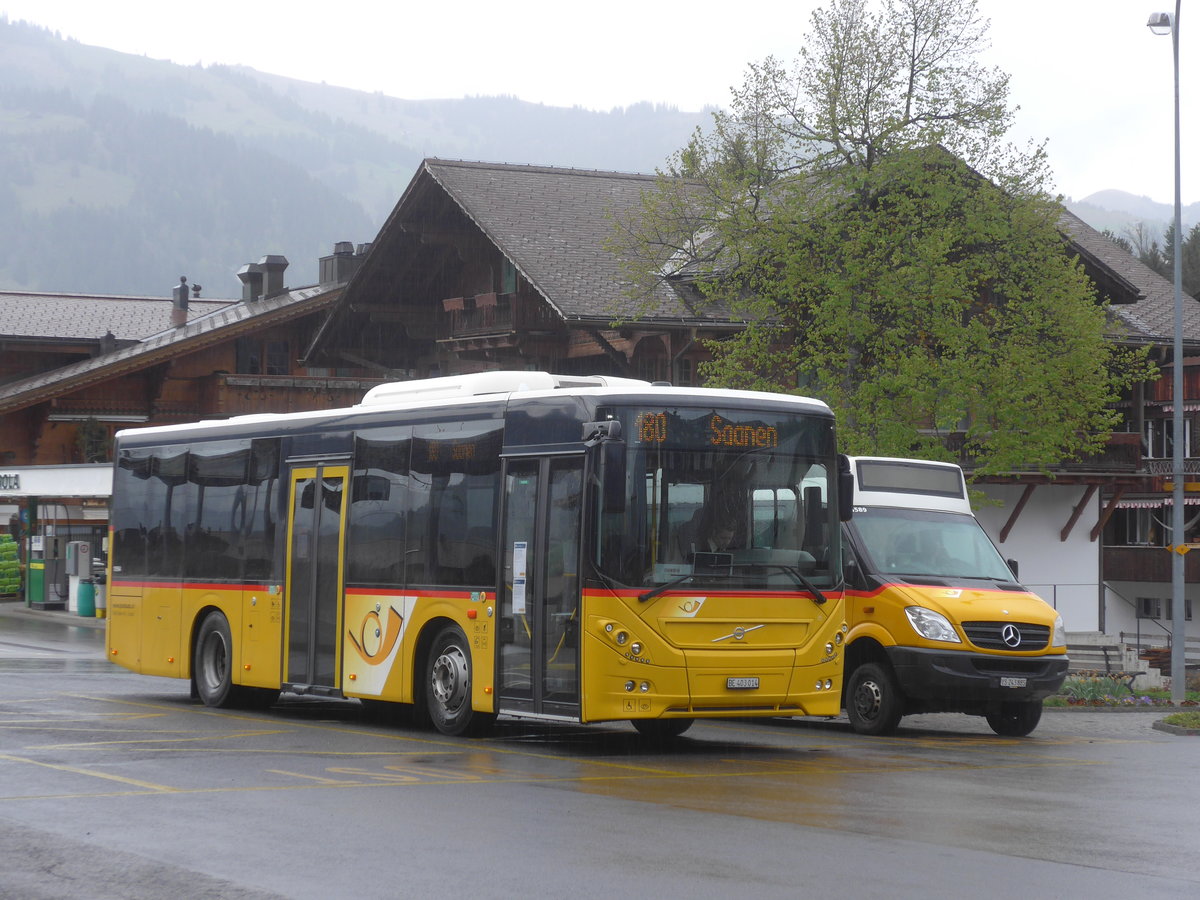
284;464;348;695
498;456;582;720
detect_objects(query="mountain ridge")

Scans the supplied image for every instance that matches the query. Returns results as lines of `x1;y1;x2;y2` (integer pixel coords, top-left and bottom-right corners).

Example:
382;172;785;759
0;16;1189;300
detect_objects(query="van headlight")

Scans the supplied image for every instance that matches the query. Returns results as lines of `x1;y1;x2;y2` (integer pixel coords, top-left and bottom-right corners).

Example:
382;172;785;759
1052;614;1066;648
904;606;961;643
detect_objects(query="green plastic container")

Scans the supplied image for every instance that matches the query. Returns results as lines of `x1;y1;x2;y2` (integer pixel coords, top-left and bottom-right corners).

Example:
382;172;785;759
27;561;44;608
76;580;95;617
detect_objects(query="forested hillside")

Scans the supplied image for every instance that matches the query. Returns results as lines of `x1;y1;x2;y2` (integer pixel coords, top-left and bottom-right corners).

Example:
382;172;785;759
0;18;707;296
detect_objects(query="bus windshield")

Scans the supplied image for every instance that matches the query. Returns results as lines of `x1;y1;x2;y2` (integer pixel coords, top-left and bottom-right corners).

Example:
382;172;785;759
849;507;1015;581
591;404;839;591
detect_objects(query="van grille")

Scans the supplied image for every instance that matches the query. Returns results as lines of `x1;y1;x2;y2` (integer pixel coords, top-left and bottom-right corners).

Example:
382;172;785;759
962;621;1050;651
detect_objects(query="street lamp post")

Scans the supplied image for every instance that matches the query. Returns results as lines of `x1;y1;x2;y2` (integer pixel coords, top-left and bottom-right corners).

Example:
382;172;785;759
1148;2;1187;705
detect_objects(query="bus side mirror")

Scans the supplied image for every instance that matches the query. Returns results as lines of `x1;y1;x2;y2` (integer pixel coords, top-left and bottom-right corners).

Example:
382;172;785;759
601;443;626;513
837;454;854;522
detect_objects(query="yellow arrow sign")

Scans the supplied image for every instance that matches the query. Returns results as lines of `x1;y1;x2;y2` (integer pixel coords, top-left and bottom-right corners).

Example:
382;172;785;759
1167;544;1192;555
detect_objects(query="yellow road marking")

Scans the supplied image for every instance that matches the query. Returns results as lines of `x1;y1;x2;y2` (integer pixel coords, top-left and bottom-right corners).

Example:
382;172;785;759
0;753;176;792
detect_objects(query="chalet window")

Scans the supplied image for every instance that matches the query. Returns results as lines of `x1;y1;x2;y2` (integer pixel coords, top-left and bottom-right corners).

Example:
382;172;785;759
1164;597;1194;622
676;357;694;386
1137;596;1163;619
1145;417;1193;459
236;338;290;375
636;358;664;383
1139;596;1195;621
1104;508;1160;546
501;259;518;295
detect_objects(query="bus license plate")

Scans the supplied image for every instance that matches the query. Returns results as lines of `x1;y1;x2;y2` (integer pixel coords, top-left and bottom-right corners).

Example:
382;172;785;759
1000;676;1027;688
727;677;759;690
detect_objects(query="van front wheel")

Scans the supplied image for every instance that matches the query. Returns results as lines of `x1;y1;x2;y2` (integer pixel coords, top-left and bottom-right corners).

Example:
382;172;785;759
846;662;904;736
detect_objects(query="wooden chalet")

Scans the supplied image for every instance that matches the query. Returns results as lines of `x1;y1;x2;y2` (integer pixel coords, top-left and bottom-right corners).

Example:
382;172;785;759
301;159;738;383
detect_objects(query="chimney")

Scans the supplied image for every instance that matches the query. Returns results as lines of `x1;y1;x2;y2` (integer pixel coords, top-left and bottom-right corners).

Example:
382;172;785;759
319;241;367;286
259;255;288;297
237;262;264;302
171;276;189;327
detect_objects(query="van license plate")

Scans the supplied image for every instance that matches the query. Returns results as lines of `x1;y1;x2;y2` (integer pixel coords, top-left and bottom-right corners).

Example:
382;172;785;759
1000;677;1027;688
727;677;759;690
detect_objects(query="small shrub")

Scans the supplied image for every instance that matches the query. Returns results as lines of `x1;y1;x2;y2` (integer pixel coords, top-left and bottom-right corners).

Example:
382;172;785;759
1162;711;1200;730
1060;674;1131;703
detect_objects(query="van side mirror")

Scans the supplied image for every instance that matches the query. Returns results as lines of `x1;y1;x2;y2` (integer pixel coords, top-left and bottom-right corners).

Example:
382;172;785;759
1006;558;1019;579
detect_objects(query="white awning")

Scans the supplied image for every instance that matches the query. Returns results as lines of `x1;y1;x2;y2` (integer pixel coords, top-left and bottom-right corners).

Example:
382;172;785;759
1115;497;1200;509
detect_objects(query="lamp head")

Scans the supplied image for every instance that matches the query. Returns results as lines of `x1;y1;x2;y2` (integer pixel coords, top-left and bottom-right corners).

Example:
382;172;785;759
1147;12;1174;35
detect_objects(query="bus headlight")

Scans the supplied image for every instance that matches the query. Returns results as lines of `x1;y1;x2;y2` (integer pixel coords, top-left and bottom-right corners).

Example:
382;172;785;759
904;606;961;643
1052;614;1066;648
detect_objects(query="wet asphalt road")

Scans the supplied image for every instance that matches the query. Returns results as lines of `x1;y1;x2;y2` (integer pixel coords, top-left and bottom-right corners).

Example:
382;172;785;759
1;600;1197;899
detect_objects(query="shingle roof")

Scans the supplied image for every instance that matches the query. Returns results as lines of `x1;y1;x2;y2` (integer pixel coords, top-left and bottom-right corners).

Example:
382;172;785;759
0;290;234;342
0;286;337;415
423;159;709;322
1057;208;1200;345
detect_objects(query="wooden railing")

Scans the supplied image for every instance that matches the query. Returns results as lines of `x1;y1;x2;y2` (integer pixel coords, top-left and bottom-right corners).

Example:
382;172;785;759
440;293;562;339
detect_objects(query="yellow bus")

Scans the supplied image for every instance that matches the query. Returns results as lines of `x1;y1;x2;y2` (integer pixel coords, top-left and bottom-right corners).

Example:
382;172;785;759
841;456;1068;737
106;372;849;738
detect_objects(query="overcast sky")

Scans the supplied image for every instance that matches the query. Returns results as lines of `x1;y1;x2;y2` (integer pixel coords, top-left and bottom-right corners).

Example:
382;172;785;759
2;0;1194;205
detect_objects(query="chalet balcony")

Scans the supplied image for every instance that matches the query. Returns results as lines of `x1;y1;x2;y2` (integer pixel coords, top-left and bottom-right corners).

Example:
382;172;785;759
440;292;563;341
1103;545;1200;583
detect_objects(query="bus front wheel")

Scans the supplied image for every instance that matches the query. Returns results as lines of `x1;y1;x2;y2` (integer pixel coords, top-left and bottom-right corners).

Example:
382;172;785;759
846;661;904;736
985;700;1042;737
192;611;278;710
424;625;494;737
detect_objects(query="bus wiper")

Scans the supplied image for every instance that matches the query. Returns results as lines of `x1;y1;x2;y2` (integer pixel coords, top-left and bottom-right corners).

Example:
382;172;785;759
759;564;827;604
639;573;703;603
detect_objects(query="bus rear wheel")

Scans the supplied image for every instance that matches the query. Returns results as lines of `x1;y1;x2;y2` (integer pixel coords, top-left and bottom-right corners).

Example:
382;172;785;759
846;661;904;736
986;700;1042;737
424;625;494;736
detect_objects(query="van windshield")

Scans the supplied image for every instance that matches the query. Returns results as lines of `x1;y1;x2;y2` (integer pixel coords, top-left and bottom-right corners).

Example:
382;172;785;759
849;507;1014;581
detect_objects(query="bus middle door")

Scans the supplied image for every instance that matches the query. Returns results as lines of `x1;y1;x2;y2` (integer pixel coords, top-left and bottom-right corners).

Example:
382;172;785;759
498;456;582;721
283;463;348;695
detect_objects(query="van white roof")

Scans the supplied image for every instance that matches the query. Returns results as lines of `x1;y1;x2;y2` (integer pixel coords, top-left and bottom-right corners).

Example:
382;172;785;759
846;456;972;514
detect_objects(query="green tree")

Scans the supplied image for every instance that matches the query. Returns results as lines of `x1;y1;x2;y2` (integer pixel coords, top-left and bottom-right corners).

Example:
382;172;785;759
1162;221;1200;299
615;0;1152;476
